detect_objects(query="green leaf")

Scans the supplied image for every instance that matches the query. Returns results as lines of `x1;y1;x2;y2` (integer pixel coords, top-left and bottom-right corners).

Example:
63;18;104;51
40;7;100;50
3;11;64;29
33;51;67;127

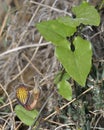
58;2;100;27
58;80;72;100
36;20;76;47
72;1;100;26
55;36;92;86
15;105;38;126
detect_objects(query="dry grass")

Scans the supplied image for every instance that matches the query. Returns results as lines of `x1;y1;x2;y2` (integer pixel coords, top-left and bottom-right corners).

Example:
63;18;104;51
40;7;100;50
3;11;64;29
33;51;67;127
0;0;104;130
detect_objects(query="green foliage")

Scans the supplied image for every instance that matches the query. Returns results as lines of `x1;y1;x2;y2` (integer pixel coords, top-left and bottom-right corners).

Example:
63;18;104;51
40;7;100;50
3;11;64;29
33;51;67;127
55;36;92;86
72;1;100;26
58;80;72;100
58;2;100;27
15;105;38;126
54;72;72;100
36;20;76;47
36;1;100;100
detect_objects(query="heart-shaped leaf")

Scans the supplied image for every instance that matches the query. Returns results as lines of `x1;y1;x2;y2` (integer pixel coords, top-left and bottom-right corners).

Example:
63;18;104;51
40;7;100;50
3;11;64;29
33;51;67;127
58;80;72;101
58;2;100;27
15;105;38;126
55;36;92;86
72;1;100;26
36;20;76;47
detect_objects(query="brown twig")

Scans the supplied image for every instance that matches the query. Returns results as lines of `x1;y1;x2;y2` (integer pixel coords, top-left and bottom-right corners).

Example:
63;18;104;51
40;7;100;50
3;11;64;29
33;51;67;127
0;99;16;110
44;86;94;121
23;53;43;77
